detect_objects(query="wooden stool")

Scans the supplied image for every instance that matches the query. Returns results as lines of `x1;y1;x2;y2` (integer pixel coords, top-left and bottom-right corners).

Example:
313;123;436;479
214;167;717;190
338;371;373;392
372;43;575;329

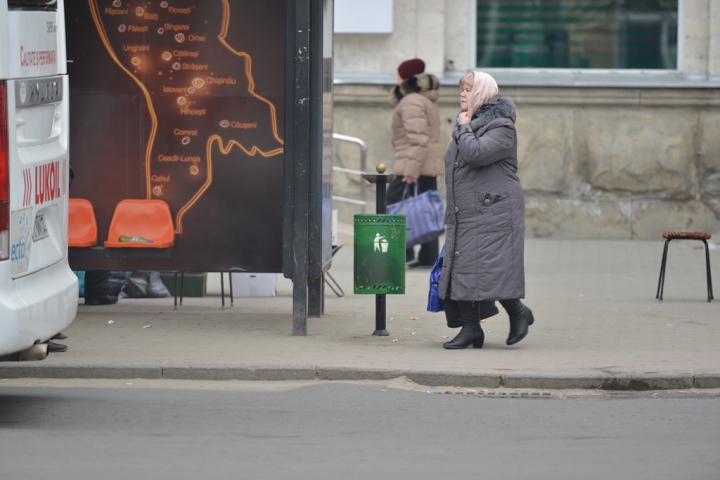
656;230;713;302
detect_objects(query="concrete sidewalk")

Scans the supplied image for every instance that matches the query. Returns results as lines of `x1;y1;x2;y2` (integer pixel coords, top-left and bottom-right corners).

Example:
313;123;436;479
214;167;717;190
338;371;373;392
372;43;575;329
2;237;719;390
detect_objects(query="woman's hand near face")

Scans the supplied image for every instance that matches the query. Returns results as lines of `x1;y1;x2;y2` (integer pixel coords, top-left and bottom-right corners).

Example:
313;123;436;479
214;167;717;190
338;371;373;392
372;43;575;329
458;107;474;125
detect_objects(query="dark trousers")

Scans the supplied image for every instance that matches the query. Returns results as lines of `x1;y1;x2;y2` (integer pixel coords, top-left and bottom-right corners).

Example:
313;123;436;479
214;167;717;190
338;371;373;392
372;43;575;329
85;270;110;299
386;175;440;265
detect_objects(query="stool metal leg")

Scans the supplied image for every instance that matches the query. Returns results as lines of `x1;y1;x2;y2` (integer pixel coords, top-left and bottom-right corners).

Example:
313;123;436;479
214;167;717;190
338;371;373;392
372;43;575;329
656;238;671;301
174;272;178;310
221;272;225;310
702;239;714;302
229;272;234;307
179;272;185;306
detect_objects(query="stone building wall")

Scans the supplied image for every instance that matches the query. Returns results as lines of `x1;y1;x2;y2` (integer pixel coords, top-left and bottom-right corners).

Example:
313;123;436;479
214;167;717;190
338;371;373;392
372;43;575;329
331;0;720;239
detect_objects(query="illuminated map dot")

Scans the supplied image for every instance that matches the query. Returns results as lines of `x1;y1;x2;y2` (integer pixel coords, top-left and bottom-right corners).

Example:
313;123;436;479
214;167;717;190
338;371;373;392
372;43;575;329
112;0;121;7
175;33;185;43
135;7;145;17
172;62;181;70
181;137;191;145
177;97;187;106
131;57;141;66
219;120;230;128
192;78;205;89
190;165;199;175
152;186;162;196
118;24;127;33
157;28;164;34
160;1;168;7
187;87;196;94
162;52;172;61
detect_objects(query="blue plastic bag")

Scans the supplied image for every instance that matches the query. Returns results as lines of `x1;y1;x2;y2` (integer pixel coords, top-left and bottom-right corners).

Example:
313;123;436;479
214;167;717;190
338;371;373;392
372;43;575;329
427;246;445;312
387;184;445;248
74;271;85;298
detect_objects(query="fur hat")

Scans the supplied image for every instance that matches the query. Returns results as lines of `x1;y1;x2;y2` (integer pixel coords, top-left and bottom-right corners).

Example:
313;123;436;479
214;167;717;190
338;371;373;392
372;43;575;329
397;58;425;80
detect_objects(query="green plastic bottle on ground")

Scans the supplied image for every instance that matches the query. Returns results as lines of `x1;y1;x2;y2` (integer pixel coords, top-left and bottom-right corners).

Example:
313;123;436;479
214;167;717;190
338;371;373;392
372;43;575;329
118;236;154;244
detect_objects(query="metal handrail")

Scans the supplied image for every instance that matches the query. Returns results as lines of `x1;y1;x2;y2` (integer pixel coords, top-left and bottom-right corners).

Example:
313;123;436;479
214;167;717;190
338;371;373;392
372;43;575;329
332;133;368;214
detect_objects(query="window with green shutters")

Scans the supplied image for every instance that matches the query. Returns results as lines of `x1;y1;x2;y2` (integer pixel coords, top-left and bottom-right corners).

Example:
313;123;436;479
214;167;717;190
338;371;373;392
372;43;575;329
476;0;678;69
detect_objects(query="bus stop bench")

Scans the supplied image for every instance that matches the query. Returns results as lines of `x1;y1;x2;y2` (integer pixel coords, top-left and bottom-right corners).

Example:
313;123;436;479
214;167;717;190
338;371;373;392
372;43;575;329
69;198;175;259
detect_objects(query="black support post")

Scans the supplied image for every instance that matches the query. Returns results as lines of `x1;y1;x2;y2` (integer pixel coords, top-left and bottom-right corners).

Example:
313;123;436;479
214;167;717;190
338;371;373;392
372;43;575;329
374;175;389;336
307;0;326;318
290;0;311;335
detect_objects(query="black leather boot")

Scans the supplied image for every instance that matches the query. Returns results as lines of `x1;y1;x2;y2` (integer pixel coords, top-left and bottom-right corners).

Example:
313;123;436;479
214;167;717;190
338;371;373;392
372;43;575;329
444;298;461;328
476;301;499;323
443;302;485;349
501;299;534;346
445;300;498;328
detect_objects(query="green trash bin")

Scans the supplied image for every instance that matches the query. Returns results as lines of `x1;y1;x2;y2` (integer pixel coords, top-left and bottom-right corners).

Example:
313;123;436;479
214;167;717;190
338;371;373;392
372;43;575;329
354;214;406;295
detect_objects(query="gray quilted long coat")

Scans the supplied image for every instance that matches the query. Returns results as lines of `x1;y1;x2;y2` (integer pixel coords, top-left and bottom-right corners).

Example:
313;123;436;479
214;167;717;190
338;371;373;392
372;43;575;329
438;94;525;302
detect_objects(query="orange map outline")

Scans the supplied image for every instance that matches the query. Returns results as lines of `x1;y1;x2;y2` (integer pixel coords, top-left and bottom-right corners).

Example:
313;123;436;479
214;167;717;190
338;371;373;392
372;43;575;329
88;0;284;234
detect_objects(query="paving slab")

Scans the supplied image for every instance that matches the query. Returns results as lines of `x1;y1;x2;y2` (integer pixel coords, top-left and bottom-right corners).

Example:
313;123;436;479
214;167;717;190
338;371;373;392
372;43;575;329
1;238;718;390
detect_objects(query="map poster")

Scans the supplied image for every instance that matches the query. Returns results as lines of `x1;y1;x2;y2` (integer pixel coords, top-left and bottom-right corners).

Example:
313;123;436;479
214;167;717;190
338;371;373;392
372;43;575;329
65;0;285;273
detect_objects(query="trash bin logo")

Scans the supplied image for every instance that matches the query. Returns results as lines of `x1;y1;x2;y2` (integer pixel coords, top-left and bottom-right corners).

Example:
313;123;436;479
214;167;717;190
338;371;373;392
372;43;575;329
374;233;389;253
354;214;405;294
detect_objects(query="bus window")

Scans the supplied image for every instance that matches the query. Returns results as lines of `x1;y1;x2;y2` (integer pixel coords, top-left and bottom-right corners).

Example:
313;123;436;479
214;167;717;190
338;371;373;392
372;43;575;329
7;0;57;11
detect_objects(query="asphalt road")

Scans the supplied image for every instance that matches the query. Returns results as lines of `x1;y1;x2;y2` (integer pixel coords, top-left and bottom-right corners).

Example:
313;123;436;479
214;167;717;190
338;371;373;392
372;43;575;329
0;380;718;480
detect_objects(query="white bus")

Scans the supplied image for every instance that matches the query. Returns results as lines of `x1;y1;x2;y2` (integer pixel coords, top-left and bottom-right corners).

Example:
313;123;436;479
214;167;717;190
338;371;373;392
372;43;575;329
0;0;77;361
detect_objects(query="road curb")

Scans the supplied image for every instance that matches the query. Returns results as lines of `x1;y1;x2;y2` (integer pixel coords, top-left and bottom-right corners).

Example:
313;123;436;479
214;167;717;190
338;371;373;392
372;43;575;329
1;363;718;390
161;363;317;381
693;369;720;389
0;362;162;379
501;370;695;391
316;366;502;388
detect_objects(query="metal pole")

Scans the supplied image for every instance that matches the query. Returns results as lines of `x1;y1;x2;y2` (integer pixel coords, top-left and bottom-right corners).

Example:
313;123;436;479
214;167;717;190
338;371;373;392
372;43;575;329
373;175;389;336
291;0;311;335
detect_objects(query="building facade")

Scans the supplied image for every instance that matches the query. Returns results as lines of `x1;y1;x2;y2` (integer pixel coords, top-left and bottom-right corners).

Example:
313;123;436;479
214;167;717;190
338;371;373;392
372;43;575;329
332;0;720;239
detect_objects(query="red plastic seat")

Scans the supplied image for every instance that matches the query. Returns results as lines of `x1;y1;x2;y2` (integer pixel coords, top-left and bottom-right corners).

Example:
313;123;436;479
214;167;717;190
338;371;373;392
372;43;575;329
68;198;98;247
104;199;175;248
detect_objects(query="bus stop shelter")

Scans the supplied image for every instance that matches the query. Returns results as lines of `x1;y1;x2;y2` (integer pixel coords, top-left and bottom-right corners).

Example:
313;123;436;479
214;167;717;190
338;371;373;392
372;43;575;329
66;0;334;335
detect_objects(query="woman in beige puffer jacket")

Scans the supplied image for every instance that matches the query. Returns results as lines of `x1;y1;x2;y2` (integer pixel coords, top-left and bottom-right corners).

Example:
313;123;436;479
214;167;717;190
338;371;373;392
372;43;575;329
387;59;445;266
390;73;445;181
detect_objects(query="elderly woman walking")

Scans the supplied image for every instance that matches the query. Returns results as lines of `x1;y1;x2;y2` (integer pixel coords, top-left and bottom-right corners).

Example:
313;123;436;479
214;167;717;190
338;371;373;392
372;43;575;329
438;71;535;349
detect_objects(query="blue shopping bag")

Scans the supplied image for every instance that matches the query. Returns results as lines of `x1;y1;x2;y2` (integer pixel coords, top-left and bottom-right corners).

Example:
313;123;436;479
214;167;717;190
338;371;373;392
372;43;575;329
387;184;445;248
427;246;445;312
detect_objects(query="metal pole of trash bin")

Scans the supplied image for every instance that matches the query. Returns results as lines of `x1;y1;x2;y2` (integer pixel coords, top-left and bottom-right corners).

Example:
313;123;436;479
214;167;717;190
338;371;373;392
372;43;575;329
359;163;398;336
374;172;389;336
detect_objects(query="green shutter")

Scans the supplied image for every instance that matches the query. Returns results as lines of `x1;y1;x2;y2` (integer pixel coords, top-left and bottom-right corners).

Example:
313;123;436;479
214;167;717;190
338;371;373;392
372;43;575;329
476;0;678;69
